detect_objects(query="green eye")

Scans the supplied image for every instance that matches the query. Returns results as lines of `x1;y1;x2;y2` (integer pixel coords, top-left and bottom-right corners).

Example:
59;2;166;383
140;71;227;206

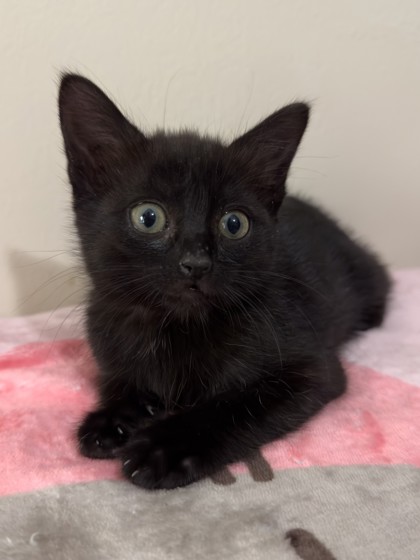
130;203;167;234
219;211;250;240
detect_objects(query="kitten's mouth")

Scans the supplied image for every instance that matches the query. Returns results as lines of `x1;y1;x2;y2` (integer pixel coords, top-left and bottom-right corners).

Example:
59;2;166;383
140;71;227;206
163;281;212;318
165;281;211;312
186;283;205;299
181;282;209;303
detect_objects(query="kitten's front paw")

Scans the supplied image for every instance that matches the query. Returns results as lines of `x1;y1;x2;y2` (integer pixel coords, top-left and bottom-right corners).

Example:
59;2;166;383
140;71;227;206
78;409;136;459
121;426;205;490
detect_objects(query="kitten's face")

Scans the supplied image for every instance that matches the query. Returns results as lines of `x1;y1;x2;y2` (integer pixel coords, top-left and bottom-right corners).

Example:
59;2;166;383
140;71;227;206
59;75;308;319
73;135;277;318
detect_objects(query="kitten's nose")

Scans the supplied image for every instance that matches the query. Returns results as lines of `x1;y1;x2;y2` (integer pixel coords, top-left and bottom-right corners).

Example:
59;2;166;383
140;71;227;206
179;253;212;278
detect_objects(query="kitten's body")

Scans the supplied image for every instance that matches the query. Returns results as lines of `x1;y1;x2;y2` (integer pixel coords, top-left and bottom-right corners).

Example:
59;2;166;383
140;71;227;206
59;75;390;489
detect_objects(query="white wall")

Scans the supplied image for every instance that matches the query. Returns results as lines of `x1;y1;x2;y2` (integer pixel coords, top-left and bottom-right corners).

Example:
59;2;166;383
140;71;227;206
1;0;419;316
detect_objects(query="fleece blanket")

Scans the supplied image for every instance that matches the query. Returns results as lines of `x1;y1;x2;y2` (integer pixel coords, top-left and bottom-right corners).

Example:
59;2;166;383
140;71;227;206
0;270;419;559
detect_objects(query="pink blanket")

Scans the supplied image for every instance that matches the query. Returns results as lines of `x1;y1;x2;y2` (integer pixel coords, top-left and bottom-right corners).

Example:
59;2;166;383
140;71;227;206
1;270;420;496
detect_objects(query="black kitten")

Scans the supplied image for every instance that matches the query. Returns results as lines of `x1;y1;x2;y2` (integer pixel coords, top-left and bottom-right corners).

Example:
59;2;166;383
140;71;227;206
59;74;390;489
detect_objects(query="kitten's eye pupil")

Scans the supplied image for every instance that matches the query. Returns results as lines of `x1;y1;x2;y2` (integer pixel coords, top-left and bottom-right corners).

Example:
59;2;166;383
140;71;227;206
130;202;166;234
227;214;241;235
219;211;250;240
141;208;156;228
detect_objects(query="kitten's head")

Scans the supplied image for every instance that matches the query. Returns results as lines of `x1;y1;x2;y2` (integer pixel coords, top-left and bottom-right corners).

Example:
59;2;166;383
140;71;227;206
59;74;308;320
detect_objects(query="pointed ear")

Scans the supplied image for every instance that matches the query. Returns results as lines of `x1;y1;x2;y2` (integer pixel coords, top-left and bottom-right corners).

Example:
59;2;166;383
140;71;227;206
58;74;147;196
229;103;309;212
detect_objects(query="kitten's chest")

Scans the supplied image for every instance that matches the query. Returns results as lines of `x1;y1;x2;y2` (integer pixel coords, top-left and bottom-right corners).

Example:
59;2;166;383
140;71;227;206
144;328;220;378
137;324;254;405
92;308;267;407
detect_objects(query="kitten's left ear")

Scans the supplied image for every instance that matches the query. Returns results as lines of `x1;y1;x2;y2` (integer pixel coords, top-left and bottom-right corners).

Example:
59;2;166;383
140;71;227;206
59;73;147;197
229;103;309;212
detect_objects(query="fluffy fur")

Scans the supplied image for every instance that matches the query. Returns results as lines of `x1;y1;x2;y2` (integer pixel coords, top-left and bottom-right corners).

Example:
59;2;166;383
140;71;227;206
59;74;390;489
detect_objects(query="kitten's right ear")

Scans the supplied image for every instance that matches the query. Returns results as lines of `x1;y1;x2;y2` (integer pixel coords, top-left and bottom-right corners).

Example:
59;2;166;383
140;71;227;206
228;103;309;213
58;74;146;195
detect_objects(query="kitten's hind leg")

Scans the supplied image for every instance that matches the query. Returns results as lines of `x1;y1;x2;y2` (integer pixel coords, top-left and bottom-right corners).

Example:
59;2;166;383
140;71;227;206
351;251;391;333
355;267;391;332
356;300;388;331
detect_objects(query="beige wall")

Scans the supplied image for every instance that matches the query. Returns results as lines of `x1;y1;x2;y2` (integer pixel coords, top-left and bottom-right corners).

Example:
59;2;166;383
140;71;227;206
1;0;419;316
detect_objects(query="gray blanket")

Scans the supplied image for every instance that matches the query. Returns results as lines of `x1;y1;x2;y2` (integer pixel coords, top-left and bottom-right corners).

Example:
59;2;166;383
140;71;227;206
1;466;419;559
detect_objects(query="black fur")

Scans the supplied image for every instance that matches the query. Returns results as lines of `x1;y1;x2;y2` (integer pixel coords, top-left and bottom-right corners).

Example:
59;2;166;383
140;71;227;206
59;74;390;489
